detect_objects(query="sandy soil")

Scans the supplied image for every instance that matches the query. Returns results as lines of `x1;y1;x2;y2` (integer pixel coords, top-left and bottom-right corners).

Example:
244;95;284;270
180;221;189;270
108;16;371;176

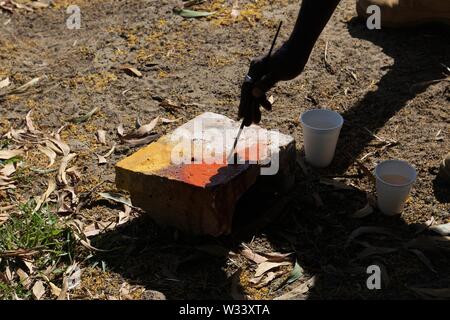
0;0;449;299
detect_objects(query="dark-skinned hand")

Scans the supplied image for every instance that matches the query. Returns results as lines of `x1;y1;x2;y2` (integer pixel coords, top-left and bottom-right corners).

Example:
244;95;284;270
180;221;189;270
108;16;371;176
238;41;304;127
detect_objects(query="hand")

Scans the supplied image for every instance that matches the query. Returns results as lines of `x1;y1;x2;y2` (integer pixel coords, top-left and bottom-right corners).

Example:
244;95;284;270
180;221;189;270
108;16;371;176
238;41;303;127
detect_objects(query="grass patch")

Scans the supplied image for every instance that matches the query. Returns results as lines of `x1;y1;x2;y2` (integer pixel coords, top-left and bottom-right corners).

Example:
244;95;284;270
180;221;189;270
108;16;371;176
0;156;22;167
0;138;11;150
0;202;75;299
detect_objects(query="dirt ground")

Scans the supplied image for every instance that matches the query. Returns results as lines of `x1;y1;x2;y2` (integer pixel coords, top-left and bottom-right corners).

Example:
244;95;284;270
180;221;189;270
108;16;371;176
0;0;449;300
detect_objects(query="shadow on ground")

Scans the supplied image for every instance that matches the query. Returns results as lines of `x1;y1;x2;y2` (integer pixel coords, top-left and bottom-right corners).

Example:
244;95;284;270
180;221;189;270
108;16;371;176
92;21;450;299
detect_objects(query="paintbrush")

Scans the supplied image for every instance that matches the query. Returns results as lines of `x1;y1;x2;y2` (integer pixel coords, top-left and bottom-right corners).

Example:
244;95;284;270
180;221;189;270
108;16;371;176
229;21;283;164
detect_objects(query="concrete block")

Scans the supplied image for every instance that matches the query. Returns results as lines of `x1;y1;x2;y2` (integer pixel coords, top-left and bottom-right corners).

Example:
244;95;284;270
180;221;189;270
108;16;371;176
115;112;295;236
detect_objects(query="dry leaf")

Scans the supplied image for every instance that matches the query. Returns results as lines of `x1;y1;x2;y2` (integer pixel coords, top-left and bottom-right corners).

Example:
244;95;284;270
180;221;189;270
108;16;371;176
256;271;285;288
25;110;37;133
161;117;181;124
10;1;33;11
8;77;40;95
355;246;398;260
122;134;159;146
346;226;398;247
0;211;10;225
0;163;16;176
5;265;13;282
49;282;61;297
44;140;63;155
240;244;267;264
118;205;131;225
22;259;34;274
16;268;31;288
34;179;56;212
411;287;450;299
70;106;99;124
231;0;239;18
57;153;77;185
32;280;46;300
117;124;125;137
66;166;81;181
98;192;133;207
406;236;450;253
351;203;374;218
430;223;450;236
37;146;57;167
47;138;70;156
66;264;81;291
0;149;23;160
97;220;117;232
284;260;303;286
274;276;316;300
254;261;291;278
258;251;293;262
96;130;107;144
122;66;143;78
83;223;101;237
0;77;10;89
319;178;354;190
413;217;436;235
95;143;116;165
29;1;50;9
124;117;159;139
97;154;107;165
57;277;68;300
0;248;40;259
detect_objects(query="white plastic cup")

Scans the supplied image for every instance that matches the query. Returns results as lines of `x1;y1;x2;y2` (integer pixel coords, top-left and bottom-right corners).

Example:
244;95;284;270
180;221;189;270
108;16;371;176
374;160;417;216
300;109;344;168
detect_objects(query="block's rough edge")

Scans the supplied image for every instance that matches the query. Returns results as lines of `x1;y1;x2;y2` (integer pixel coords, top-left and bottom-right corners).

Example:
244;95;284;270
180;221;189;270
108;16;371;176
116;163;261;236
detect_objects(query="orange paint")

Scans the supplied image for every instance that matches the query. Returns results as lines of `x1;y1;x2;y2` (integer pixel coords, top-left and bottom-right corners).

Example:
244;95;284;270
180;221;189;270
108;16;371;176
180;163;228;187
153;142;269;187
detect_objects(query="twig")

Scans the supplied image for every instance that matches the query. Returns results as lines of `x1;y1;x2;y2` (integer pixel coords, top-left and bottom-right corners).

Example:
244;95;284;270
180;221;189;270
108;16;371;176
410;76;450;93
323;41;334;74
354;158;376;186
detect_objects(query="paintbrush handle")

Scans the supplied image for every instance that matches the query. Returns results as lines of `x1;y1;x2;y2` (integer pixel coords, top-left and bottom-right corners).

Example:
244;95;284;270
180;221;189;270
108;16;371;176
268;21;283;58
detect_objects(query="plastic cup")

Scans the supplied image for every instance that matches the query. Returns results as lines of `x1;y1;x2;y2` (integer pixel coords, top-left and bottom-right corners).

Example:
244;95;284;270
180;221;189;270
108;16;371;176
374;160;417;216
300;109;344;168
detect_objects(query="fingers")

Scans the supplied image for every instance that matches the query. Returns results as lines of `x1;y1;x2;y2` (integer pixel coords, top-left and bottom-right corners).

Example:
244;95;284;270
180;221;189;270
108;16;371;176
238;85;272;126
238;82;252;120
259;96;272;111
253;100;262;124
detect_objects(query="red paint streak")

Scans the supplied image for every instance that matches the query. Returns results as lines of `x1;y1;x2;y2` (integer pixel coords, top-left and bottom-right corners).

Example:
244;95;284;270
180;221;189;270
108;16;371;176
158;142;268;187
180;163;228;187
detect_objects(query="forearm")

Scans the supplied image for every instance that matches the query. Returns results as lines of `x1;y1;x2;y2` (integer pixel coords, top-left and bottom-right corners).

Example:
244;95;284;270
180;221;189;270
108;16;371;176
285;0;342;73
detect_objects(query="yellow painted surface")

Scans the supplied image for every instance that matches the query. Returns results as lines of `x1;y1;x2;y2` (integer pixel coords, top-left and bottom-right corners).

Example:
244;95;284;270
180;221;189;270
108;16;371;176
116;139;173;173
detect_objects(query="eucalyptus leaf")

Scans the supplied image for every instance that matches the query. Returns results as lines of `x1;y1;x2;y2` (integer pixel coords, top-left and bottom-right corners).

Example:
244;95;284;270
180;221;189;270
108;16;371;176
70;106;99;124
173;7;215;18
285;260;303;285
98;192;133;208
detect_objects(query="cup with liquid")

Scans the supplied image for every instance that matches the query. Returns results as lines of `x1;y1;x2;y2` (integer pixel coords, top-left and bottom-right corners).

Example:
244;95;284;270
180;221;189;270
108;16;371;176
374;160;417;216
300;109;344;168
